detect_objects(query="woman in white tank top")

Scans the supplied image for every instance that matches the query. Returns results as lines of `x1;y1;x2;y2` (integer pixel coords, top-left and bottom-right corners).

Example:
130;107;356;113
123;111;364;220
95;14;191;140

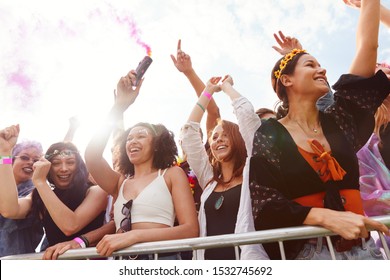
85;69;199;259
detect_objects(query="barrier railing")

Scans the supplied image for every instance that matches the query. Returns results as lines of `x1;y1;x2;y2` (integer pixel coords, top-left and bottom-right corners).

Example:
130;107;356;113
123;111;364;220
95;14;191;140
1;215;389;260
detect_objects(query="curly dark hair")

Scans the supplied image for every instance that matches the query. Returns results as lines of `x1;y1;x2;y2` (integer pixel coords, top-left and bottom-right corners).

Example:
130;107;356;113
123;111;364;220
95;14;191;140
114;122;178;176
271;52;307;119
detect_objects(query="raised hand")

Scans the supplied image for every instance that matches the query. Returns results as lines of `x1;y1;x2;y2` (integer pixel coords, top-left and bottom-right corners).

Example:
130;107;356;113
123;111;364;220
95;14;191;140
0;124;20;154
272;31;303;55
170;39;193;74
204;76;222;94
343;0;361;8
221;75;234;86
32;157;51;186
114;70;143;113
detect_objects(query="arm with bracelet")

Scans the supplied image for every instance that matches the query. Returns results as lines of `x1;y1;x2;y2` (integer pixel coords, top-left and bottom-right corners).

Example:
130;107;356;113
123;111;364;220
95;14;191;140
0;125;33;218
42;220;116;260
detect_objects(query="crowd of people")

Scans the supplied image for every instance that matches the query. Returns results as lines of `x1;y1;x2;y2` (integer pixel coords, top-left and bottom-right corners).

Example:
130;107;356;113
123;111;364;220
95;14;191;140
0;0;389;260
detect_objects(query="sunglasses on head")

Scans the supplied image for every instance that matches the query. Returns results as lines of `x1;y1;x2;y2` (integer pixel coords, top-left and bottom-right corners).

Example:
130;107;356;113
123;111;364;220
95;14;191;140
119;199;133;233
45;149;78;161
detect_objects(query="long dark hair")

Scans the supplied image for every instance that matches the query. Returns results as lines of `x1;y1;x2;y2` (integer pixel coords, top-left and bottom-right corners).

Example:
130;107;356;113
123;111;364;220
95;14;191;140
208;119;247;186
272;52;307;119
114;122;178;176
31;142;90;217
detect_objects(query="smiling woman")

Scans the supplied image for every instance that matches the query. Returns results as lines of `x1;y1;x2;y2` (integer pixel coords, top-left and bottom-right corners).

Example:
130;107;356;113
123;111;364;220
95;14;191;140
180;76;268;260
84;68;199;260
0;139;44;258
0;125;108;258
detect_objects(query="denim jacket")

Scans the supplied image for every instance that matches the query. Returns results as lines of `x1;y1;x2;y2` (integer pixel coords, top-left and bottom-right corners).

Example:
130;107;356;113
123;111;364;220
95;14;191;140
0;180;44;257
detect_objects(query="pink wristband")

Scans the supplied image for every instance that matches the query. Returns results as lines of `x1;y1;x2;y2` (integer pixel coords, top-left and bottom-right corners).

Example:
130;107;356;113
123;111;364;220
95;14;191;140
202;91;212;100
0;156;12;165
73;237;86;248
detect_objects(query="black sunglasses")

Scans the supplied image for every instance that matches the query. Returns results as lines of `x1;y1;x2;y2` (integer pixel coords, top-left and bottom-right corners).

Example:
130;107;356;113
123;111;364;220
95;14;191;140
119;199;133;233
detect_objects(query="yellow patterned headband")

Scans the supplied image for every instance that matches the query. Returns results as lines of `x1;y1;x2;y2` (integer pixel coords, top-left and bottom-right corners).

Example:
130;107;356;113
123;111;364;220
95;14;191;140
274;49;307;79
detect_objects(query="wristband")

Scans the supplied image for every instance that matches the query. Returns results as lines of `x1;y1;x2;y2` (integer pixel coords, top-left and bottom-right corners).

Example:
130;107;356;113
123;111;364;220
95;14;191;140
196;102;205;112
79;235;90;247
73;237;86;248
202;91;212;100
0;156;12;165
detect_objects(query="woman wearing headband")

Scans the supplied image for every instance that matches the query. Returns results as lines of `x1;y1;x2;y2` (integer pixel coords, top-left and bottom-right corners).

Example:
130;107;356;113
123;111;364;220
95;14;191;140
0;129;107;258
248;0;389;259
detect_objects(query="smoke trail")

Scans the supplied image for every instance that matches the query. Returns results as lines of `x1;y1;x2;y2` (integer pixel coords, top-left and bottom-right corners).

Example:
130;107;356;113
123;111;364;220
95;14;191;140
114;15;152;56
90;5;152;56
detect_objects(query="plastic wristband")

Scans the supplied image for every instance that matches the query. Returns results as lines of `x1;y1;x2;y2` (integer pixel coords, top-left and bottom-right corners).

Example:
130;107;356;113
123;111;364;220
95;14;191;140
79;235;90;247
202;91;212;100
73;237;86;248
0;156;12;165
196;102;206;112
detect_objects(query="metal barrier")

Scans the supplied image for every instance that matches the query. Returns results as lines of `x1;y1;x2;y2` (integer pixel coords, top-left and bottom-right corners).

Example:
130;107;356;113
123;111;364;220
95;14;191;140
1;215;389;260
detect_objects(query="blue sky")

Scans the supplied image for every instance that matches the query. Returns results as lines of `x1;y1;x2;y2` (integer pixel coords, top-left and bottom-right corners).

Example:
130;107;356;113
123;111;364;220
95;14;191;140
1;0;390;158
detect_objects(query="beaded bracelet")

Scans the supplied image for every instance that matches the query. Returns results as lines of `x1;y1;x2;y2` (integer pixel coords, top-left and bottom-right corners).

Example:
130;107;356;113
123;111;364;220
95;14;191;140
196;102;205;112
202;91;212;100
0;156;12;165
73;237;86;248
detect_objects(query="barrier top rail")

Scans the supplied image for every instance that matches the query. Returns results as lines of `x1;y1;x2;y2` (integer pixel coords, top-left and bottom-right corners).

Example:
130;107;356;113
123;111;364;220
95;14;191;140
1;215;389;260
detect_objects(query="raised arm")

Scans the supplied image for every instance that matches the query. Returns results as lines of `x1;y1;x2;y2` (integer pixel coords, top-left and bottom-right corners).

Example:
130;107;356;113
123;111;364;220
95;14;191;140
85;70;142;196
34;169;108;237
0;125;32;218
186;77;222;124
171;39;220;136
347;0;380;77
344;0;390;28
63;116;80;142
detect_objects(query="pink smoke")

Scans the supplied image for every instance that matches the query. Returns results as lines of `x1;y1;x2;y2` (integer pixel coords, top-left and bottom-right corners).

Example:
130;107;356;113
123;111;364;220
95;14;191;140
90;6;152;56
6;65;37;109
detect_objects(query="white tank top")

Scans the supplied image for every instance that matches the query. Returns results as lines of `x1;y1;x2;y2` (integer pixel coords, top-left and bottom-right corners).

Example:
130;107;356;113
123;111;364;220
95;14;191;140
114;169;175;231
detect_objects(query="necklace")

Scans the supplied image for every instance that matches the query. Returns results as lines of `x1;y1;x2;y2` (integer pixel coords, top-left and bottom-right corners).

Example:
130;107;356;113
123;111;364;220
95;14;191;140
289;116;321;135
289;117;326;148
214;183;233;210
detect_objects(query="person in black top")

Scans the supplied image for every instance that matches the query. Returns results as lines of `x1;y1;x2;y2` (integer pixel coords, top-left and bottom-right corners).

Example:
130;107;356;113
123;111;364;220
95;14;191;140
249;0;389;259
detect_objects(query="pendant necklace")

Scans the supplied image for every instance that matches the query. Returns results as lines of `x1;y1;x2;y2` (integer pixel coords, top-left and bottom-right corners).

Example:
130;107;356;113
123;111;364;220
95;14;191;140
214;184;230;210
294;119;320;134
292;118;325;147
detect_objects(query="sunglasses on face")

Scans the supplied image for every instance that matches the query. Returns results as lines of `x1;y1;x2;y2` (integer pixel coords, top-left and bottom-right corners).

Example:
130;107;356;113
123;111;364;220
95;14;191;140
119;199;133;233
13;155;40;163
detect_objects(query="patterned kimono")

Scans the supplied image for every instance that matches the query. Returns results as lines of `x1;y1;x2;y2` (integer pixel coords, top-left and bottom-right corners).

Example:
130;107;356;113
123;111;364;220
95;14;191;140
249;71;390;259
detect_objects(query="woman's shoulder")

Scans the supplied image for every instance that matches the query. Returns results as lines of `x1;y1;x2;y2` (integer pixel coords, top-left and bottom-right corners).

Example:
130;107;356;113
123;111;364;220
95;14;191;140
164;165;187;177
255;118;285;139
85;184;108;197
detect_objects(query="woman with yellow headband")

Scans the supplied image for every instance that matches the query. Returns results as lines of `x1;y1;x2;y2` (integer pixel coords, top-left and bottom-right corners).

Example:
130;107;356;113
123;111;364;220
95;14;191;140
248;0;390;259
